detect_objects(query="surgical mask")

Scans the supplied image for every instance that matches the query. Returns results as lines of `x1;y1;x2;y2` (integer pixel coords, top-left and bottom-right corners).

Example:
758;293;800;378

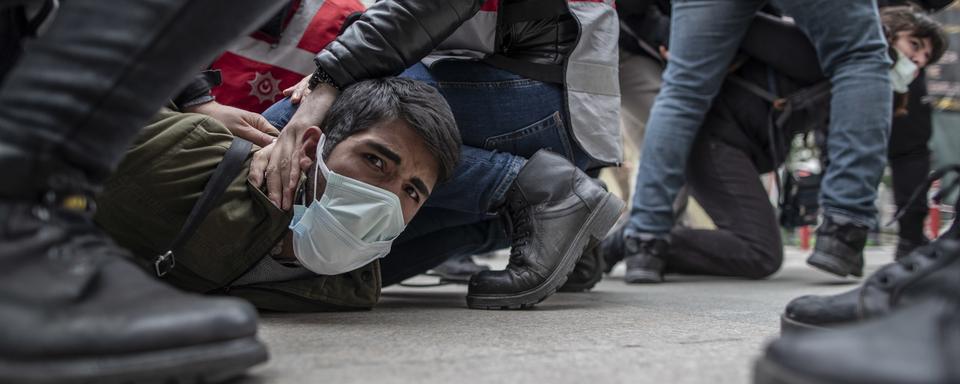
890;48;919;93
289;134;406;275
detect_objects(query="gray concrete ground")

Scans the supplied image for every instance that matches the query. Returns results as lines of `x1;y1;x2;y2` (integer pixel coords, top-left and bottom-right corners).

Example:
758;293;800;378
239;246;894;384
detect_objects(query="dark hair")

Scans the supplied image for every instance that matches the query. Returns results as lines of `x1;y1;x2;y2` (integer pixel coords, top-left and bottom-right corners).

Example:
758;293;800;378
882;6;949;64
319;77;461;182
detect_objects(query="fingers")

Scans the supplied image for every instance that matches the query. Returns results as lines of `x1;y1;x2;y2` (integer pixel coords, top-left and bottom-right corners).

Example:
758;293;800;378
287;75;312;104
248;143;272;190
247;129;276;147
283;154;302;210
252;114;280;136
265;145;285;208
291;86;311;104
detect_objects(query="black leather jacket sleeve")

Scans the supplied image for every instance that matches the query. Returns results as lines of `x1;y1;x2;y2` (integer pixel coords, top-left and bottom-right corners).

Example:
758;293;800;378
314;0;484;88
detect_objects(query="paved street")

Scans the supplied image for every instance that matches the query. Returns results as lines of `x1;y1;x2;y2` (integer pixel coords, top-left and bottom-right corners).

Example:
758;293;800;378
240;246;894;384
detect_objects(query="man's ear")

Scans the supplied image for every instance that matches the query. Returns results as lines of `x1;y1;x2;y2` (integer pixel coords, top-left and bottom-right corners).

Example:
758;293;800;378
298;126;323;172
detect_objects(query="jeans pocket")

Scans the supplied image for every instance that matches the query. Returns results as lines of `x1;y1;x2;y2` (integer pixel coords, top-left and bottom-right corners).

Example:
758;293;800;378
482;111;573;160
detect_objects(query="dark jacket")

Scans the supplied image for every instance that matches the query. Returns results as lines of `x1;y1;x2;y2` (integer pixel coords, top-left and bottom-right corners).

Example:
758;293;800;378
312;0;624;165
314;0;582;87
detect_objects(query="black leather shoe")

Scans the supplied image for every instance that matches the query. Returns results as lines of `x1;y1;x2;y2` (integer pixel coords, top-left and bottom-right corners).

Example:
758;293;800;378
466;150;624;309
559;242;605;292
757;299;960;384
0;199;267;384
895;236;928;261
623;234;669;284
601;223;626;274
781;238;960;334
807;216;868;277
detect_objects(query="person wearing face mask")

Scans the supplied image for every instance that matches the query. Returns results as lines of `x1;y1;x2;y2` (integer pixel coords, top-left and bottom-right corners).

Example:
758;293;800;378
599;6;948;282
880;3;952;259
92;77;463;312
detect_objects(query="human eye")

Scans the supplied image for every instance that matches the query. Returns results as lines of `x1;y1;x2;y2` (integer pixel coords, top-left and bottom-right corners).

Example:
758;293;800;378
404;185;421;203
364;154;384;170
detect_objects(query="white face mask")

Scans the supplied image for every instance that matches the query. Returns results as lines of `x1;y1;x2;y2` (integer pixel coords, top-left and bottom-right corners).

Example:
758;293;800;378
289;134;406;275
890;48;919;93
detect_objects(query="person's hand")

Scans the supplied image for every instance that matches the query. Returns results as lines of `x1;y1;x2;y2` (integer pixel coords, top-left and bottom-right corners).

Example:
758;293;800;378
185;101;279;147
282;75;312;104
659;45;670;61
249;83;339;209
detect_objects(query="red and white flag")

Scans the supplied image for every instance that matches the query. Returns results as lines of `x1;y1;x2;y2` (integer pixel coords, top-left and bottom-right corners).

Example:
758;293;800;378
210;0;364;113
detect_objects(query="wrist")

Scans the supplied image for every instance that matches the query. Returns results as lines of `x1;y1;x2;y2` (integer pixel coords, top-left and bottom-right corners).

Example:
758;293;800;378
307;65;341;91
182;99;217;114
288;85;337;129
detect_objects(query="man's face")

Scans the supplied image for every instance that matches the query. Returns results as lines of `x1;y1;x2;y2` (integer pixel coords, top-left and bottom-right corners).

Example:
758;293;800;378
316;118;439;224
894;31;934;69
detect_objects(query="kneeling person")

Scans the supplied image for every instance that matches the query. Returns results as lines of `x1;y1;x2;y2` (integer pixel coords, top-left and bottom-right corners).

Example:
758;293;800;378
95;77;460;311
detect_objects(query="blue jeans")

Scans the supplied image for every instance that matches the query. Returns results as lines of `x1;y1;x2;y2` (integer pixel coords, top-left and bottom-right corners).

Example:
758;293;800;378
628;0;891;237
263;60;590;284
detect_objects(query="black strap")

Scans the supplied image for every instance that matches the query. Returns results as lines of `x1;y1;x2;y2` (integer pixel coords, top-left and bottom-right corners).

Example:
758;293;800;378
483;54;564;84
154;137;253;277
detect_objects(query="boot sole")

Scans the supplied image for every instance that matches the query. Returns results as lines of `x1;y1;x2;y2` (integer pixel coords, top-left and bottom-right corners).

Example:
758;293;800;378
558;243;605;293
806;251;863;278
753;356;829;384
624;269;663;284
0;336;267;384
779;313;830;335
466;193;625;309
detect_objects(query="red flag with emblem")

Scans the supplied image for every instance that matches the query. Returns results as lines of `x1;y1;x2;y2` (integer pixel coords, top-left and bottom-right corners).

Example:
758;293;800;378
210;0;364;113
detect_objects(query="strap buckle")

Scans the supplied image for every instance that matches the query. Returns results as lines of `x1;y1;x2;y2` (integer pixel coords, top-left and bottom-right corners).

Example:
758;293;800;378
154;250;175;277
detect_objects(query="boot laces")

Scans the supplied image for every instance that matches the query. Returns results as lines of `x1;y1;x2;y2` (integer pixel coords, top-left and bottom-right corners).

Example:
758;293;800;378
506;199;533;266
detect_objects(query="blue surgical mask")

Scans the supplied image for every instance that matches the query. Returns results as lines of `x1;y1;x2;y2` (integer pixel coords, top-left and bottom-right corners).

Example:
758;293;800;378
289;134;406;275
890;48;919;93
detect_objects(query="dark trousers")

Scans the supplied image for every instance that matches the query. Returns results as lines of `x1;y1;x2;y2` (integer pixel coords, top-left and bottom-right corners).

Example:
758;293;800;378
888;72;933;245
0;0;285;198
665;136;784;279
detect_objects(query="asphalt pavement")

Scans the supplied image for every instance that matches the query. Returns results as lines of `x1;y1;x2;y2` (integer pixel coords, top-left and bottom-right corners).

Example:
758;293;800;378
239;246;893;384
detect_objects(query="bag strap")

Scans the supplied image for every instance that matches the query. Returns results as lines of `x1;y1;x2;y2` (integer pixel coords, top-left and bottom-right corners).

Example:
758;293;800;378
483;54;564;84
154;137;253;277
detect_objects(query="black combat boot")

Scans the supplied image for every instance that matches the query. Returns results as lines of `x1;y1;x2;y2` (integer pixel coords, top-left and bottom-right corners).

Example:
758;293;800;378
600;223;626;274
781;238;960;333
466;150;624;309
756;298;960;384
0;193;267;384
895;236;928;261
623;234;670;284
558;243;605;292
806;215;868;277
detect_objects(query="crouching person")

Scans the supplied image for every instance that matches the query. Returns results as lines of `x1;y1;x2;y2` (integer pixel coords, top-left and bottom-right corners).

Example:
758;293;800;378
94;77;460;311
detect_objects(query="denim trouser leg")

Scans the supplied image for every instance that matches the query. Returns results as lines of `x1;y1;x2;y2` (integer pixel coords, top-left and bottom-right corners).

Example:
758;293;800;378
0;0;284;198
627;0;764;236
381;212;510;286
773;0;892;228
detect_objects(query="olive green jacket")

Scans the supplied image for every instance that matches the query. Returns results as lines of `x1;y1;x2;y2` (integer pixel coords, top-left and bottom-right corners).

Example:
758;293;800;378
95;110;380;312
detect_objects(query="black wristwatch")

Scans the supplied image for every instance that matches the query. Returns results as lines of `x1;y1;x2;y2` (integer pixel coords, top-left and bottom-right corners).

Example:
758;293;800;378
307;65;341;91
